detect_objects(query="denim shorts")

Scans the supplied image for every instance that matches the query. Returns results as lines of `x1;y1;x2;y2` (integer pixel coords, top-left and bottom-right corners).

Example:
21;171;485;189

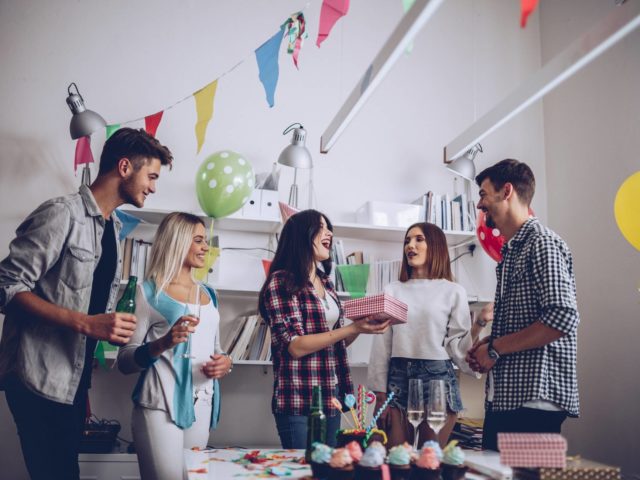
387;358;464;413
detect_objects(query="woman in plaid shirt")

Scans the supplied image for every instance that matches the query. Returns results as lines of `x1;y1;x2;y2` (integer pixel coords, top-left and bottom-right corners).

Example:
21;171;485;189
259;210;390;448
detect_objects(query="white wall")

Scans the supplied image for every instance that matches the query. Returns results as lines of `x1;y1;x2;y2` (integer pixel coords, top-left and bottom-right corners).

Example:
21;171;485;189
539;0;640;476
0;1;547;478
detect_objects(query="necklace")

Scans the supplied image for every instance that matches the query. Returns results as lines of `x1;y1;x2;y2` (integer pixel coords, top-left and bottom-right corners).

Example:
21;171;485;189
311;275;330;310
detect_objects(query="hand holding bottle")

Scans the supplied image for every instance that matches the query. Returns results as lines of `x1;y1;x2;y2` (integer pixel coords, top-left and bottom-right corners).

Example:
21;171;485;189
84;312;137;344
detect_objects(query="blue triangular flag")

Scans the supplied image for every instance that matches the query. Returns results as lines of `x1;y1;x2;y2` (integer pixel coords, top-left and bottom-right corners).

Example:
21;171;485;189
255;27;285;108
115;209;141;240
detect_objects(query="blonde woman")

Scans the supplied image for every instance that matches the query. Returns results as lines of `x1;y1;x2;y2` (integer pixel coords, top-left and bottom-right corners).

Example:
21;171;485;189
117;212;232;480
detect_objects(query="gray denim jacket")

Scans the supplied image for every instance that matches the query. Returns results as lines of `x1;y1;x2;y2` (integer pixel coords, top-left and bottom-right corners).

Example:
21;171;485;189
0;185;123;404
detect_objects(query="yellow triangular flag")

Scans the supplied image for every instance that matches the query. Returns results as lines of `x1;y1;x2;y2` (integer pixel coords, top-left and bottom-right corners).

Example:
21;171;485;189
194;79;218;154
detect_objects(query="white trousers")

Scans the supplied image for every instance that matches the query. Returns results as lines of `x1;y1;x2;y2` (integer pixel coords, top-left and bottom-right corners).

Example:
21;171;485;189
132;398;211;480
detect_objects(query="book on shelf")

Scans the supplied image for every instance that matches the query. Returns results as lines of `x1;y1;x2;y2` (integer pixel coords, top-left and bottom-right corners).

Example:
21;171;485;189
244;320;265;361
259;327;271;361
230;315;259;361
222;315;249;354
346;251;364;265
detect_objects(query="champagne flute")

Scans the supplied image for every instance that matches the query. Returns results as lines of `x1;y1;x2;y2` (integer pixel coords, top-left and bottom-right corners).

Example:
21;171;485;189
181;283;200;359
407;378;424;450
427;379;447;434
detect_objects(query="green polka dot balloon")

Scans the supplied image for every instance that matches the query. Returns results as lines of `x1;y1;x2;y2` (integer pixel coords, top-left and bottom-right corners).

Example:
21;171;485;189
195;150;255;219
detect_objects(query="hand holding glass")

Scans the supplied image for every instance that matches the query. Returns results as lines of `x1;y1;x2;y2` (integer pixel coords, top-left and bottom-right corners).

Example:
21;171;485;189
407;378;424;450
181;284;200;359
427;379;447;434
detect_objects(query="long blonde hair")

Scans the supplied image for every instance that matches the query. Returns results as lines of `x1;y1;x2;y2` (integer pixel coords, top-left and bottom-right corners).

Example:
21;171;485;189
146;212;205;294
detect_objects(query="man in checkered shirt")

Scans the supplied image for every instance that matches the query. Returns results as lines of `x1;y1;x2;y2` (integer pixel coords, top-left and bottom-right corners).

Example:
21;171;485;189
466;159;579;451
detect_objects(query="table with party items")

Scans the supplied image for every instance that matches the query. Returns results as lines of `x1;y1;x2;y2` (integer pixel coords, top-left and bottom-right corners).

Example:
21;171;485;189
185;386;609;479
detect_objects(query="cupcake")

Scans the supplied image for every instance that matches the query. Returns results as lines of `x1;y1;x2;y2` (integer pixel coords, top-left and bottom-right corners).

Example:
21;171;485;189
345;441;363;464
386;442;414;480
310;442;333;480
354;441;386;480
329;447;355;480
412;446;441;480
441;441;468;480
421;440;444;461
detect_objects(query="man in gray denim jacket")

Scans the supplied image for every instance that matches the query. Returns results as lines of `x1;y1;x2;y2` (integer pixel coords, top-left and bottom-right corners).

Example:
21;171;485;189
0;128;173;480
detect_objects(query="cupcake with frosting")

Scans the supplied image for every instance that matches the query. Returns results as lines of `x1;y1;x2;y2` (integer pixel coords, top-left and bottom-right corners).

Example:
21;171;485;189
310;442;333;480
345;441;363;464
412;446;441;480
386;442;414;480
354;441;386;480
329;447;355;480
421;440;444;461
441;440;468;480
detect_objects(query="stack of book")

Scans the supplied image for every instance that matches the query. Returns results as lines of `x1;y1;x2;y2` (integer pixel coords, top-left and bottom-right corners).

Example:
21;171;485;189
221;314;271;362
413;191;476;232
451;417;483;451
120;238;152;280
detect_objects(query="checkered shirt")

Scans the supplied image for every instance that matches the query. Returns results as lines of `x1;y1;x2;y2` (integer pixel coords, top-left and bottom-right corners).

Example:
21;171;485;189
488;218;580;416
261;269;353;415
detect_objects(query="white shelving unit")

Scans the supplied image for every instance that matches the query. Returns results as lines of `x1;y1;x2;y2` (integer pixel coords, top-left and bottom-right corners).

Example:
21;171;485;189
119;207;476;245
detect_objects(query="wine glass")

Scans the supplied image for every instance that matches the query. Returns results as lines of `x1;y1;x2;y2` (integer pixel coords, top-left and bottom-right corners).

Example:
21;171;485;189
427;379;447;434
181;284;200;359
407;378;424;450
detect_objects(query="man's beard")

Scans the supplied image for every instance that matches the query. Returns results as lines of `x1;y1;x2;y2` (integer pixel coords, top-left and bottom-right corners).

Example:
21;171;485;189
485;213;496;229
119;179;143;208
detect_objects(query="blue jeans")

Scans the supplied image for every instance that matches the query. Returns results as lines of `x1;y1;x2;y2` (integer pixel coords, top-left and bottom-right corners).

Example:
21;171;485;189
387;357;464;412
274;413;341;449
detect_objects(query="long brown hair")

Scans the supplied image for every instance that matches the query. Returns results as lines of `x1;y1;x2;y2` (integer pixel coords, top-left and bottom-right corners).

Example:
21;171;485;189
399;222;452;282
258;210;333;318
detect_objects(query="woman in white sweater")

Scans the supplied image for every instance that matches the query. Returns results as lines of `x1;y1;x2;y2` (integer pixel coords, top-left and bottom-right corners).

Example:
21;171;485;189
367;222;483;447
117;212;232;480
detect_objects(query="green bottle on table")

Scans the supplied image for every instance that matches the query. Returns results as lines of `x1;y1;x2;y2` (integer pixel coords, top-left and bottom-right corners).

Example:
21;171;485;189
306;385;327;462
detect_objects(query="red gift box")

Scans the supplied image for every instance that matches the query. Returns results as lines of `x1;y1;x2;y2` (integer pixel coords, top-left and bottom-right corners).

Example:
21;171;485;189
342;293;408;325
498;433;567;468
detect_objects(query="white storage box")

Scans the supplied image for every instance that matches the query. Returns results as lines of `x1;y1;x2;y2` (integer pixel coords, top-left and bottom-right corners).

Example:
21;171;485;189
356;201;422;227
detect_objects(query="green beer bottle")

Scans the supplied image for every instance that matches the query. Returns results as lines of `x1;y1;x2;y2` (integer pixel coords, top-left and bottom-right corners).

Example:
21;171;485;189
116;275;137;313
110;275;137;346
305;385;327;462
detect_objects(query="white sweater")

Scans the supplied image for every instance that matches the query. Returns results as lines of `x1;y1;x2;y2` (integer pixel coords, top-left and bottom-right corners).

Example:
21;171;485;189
367;279;474;392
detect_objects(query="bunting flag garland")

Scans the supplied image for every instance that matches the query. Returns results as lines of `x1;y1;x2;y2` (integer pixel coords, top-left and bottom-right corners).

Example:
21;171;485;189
114;209;142;241
316;0;350;48
255;26;286;108
74;136;94;172
284;12;307;69
194;80;219;154
520;0;539;28
144;111;164;137
106;124;121;139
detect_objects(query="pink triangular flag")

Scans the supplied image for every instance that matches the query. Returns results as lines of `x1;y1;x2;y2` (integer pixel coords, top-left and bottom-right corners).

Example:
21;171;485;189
520;0;539;28
144;111;164;137
74;136;94;172
316;0;350;48
278;201;300;223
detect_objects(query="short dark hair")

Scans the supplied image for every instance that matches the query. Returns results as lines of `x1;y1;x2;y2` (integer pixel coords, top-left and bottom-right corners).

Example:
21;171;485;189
258;209;333;318
399;222;452;282
475;159;535;206
98;127;173;175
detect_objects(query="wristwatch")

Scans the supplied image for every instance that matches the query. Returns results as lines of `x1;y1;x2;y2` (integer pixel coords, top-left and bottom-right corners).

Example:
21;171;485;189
487;338;501;361
221;352;233;374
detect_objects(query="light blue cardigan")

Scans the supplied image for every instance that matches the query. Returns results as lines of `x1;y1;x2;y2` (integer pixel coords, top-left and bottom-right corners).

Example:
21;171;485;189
130;280;221;430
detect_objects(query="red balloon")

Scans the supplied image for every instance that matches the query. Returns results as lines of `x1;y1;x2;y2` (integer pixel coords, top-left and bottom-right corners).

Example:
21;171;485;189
475;209;535;262
476;210;505;262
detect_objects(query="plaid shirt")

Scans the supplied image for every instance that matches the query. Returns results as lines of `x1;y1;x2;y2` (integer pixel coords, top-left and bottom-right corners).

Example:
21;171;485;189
261;269;353;416
488;218;580;416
